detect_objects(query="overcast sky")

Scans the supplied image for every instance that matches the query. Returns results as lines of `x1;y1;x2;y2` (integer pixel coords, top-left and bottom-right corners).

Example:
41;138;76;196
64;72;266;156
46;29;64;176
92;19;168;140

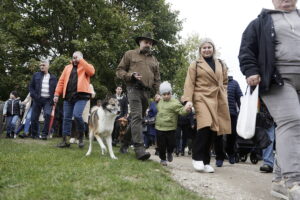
166;0;299;91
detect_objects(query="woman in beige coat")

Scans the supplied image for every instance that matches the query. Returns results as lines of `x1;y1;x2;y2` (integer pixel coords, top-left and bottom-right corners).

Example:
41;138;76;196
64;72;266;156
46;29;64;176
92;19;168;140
183;38;231;173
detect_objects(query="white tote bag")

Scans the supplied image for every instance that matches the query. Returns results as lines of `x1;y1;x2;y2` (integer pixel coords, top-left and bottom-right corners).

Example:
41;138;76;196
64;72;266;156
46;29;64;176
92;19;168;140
236;85;259;139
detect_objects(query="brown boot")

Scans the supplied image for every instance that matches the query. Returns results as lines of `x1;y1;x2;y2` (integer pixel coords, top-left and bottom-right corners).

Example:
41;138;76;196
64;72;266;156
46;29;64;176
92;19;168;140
78;132;84;148
57;136;70;148
134;143;151;161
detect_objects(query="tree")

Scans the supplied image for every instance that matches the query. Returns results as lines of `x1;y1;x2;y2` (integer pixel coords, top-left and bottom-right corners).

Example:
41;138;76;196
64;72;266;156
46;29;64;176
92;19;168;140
0;0;184;101
173;33;201;96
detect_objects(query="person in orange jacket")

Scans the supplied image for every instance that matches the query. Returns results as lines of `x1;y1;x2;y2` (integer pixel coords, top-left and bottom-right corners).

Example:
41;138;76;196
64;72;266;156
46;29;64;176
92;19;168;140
54;51;95;148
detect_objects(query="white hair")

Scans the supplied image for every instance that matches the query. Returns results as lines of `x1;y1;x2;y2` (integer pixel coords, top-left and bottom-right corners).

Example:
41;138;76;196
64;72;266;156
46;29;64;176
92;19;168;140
73;51;83;58
159;81;172;95
40;59;49;66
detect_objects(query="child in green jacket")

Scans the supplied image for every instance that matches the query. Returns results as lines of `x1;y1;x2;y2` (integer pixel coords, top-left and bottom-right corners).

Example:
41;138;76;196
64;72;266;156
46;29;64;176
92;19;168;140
155;81;192;166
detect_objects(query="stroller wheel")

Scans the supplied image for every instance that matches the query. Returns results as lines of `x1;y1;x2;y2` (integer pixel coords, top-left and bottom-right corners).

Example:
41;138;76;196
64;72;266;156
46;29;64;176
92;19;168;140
250;153;258;164
240;154;247;162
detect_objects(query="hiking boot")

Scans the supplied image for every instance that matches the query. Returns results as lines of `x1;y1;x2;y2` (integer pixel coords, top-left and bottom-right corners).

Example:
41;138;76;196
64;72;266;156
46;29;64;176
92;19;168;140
288;183;300;200
204;165;215;173
134;143;151;161
216;160;223;167
270;180;288;200
57;136;71;148
167;152;173;162
160;160;168;166
192;160;204;171
260;164;273;173
78;132;84;148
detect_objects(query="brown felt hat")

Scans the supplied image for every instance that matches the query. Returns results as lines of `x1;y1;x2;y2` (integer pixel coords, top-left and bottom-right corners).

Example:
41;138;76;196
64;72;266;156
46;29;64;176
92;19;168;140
135;32;158;46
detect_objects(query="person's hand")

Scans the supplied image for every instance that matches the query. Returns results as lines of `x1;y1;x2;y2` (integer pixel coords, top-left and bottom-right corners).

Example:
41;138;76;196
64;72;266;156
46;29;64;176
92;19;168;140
186;101;193;108
132;72;142;80
246;74;261;86
185;105;192;112
53;96;59;103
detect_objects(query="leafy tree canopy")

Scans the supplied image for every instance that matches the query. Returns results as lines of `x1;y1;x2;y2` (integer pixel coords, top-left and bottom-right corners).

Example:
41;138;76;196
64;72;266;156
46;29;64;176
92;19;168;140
0;0;185;101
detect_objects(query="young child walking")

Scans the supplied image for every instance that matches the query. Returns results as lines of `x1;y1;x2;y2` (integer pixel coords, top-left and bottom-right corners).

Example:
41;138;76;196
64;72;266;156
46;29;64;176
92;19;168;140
3;91;22;138
155;81;192;166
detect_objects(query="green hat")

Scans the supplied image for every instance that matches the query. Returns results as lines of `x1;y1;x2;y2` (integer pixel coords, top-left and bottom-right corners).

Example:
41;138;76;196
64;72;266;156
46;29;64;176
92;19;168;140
135;32;158;46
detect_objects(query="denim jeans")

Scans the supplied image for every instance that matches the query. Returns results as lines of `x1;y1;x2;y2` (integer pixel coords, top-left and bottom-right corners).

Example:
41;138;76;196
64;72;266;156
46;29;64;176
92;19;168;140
24;107;32;134
6;115;20;136
62;100;87;136
31;98;52;137
262;125;275;167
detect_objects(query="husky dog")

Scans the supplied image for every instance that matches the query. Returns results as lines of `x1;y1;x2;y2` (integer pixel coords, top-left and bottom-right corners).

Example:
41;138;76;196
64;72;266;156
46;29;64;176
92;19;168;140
86;98;120;159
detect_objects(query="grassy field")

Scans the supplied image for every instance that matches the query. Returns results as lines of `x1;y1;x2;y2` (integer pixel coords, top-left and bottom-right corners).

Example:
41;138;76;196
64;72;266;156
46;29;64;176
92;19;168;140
0;138;206;200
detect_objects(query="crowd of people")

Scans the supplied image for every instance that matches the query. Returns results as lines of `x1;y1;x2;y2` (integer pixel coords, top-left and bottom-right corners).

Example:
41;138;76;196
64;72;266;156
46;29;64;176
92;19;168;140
1;0;299;199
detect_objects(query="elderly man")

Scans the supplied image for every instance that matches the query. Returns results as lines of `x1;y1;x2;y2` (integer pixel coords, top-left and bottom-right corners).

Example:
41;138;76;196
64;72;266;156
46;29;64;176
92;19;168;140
239;0;300;199
29;60;57;140
116;33;161;161
54;51;95;148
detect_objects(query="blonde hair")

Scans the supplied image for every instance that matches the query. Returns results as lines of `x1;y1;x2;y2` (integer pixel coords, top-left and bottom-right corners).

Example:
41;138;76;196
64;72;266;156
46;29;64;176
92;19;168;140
198;37;217;59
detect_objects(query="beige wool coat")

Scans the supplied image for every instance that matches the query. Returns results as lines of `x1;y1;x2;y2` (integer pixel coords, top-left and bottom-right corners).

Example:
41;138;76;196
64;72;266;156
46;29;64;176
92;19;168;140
183;57;231;135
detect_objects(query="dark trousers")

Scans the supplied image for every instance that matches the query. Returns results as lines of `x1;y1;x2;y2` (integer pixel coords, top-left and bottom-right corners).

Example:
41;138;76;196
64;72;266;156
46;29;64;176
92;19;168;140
112;117;121;142
125;87;149;145
175;124;190;153
192;127;225;164
156;130;176;161
31;98;52;137
225;115;237;156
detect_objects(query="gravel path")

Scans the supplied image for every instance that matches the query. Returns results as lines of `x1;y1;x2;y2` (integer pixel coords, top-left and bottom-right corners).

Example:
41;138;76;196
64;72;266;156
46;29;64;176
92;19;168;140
149;148;277;200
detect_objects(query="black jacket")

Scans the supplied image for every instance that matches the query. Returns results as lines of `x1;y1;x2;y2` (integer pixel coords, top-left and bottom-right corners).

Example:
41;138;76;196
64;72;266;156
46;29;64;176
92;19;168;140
113;94;128;117
238;9;283;93
227;76;243;116
29;71;57;103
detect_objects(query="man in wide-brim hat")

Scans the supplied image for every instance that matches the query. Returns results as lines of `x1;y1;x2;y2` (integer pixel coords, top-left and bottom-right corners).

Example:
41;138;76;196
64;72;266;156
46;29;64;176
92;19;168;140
116;32;161;161
135;32;158;46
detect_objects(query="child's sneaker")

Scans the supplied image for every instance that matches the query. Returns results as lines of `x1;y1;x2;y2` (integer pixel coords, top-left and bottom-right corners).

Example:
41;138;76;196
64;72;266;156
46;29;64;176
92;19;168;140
160;160;167;166
167;153;173;162
216;160;223;167
204;165;215;173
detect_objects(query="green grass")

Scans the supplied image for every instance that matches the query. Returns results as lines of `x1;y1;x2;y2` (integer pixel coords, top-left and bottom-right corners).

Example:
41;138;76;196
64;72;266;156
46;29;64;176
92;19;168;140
0;138;206;200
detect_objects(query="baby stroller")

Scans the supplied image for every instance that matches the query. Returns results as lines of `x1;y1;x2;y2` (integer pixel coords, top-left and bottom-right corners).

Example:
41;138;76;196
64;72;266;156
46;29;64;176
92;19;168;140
235;135;261;164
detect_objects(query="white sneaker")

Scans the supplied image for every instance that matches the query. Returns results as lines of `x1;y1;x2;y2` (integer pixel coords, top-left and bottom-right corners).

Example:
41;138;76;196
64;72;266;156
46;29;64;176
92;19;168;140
192;160;204;171
69;138;76;144
204;165;215;173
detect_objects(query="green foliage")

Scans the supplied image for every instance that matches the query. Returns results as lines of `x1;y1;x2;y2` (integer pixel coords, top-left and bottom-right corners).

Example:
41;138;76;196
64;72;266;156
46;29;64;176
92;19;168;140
173;33;201;97
0;139;207;200
0;0;186;101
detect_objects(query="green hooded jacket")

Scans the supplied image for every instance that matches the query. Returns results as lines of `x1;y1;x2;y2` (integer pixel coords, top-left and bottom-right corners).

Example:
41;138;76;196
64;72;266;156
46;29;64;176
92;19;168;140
155;98;188;131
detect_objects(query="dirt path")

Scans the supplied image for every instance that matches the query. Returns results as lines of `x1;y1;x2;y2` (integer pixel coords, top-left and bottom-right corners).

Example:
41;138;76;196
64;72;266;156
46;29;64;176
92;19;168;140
149;148;276;200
